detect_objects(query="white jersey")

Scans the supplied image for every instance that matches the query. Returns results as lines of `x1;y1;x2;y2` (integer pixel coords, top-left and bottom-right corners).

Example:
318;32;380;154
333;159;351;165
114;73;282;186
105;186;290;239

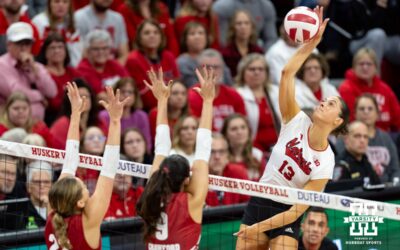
260;111;334;200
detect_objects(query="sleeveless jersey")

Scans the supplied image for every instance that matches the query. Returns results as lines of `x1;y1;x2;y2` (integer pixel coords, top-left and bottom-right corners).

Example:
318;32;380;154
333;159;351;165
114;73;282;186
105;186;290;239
259;111;334;204
147;192;201;250
45;212;101;250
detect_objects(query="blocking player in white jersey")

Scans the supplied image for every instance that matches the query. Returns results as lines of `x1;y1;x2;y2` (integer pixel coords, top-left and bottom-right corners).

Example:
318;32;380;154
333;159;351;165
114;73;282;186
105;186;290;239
235;6;350;250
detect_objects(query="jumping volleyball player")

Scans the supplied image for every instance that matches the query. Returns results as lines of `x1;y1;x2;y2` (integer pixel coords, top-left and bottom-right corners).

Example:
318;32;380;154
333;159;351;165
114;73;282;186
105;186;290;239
45;82;130;249
136;67;215;249
235;6;349;250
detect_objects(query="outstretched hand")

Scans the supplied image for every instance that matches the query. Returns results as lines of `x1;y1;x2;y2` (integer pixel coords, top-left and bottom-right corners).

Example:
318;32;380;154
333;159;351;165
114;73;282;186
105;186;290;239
66;82;86;115
309;6;329;45
143;68;173;102
233;223;260;238
194;66;216;102
99;86;131;121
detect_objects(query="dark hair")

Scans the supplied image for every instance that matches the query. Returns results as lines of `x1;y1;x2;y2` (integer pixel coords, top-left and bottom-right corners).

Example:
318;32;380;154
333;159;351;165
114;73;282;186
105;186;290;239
180;21;208;53
121;127;149;157
47;0;75;33
36;32;70;66
136;154;190;241
355;93;379;113
296;53;330;81
168;81;189;118
226;9;258;45
59;78;100;127
113;78;143;111
303;206;329;222
331;96;350;136
134;20;166;53
221;113;260;173
127;0;159;17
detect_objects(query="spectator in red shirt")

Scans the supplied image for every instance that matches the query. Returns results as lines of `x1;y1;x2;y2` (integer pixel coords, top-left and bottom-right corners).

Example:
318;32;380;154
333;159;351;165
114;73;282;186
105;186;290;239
125;20;179;111
104;171;144;220
36;33;80;126
222;10;263;77
235;53;279;153
175;0;220;49
0;0;41;55
339;48;400;132
0;92;56;148
188;49;246;132
50;79;107;149
221;114;266;181
149;80;189;145
116;0;179;55
77;29;129;102
206;133;249;207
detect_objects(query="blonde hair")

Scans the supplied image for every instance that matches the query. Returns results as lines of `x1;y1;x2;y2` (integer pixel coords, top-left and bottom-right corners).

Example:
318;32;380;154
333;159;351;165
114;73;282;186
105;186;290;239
352;47;378;68
0;92;34;131
235;53;271;90
48;177;83;249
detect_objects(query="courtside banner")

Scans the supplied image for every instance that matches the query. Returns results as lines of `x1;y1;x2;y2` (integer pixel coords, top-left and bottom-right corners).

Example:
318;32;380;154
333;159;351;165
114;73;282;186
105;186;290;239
1;140;399;220
0;140;151;179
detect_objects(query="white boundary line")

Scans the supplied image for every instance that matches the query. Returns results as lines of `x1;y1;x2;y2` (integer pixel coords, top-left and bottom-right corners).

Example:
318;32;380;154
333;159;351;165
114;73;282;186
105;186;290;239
1;140;400;220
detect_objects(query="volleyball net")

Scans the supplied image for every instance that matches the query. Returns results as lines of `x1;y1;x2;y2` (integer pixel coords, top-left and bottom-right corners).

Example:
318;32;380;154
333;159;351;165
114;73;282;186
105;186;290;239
1;140;400;249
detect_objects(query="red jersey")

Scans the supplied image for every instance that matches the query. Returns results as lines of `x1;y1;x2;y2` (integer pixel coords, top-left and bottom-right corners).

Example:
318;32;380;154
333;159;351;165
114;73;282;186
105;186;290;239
104;187;144;220
125;50;179;111
147;192;201;250
76;58;129;94
189;84;246;131
206;164;250;206
48;67;80;111
339;69;400;131
0;121;56;148
50;116;108;149
0;11;41;55
117;2;179;55
45;212;101;250
221;43;264;77
253;97;278;153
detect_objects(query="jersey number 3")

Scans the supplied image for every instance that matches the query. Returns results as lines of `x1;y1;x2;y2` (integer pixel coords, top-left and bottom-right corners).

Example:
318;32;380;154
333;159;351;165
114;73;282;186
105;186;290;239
278;160;295;181
155;212;168;240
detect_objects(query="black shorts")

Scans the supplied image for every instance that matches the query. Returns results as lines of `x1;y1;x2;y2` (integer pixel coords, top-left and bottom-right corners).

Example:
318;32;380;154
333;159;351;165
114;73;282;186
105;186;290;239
241;196;303;240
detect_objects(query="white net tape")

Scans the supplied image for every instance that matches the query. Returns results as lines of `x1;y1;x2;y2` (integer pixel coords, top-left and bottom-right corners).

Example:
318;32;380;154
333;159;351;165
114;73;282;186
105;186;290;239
1;140;399;220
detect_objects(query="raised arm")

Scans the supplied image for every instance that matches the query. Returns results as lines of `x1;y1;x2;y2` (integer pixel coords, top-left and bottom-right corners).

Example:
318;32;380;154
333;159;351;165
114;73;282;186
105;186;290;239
186;67;216;222
144;68;172;176
84;86;131;227
279;6;328;123
235;178;328;237
58;82;86;180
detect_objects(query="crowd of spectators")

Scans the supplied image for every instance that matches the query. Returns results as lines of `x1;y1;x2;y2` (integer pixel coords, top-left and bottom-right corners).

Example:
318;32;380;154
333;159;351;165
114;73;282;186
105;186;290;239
0;0;400;235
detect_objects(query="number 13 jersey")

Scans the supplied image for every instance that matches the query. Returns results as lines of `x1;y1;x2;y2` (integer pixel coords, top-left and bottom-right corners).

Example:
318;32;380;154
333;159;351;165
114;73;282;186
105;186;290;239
259;111;334;203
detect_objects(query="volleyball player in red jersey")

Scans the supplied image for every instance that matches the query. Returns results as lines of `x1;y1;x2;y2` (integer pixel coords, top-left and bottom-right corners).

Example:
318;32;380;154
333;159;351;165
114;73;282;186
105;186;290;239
136;67;215;250
45;82;130;249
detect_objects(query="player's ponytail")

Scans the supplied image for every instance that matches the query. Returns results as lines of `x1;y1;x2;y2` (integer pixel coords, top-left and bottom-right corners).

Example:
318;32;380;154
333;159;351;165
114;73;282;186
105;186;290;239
52;212;72;249
48;177;83;249
137;155;190;241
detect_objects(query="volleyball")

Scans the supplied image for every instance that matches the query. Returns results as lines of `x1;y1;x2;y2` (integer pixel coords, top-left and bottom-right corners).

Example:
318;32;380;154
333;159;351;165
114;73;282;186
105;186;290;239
283;7;320;44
